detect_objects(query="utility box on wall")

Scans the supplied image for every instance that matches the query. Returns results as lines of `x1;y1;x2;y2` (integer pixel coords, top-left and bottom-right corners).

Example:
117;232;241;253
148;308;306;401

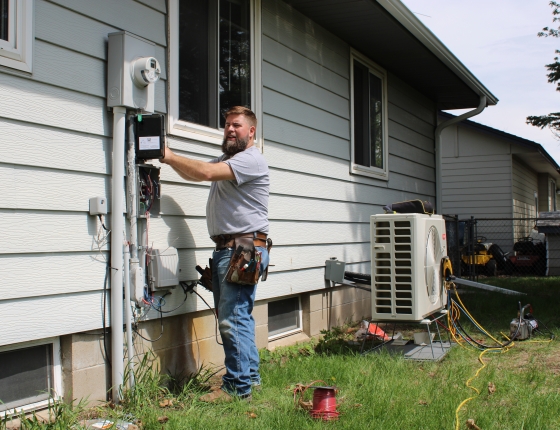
107;31;161;112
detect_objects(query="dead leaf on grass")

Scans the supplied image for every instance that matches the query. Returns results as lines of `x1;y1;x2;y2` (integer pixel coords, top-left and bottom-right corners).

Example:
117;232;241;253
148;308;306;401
418;400;428;405
353;403;363;408
157;416;169;424
466;418;481;430
159;399;174;408
488;382;496;395
246;412;257;419
128;425;139;430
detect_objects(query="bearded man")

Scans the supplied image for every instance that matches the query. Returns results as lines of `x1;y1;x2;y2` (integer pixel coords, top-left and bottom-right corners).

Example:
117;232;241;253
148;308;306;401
161;106;269;402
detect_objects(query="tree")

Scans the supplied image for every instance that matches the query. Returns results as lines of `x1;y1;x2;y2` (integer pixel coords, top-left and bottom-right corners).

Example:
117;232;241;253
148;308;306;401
526;1;560;138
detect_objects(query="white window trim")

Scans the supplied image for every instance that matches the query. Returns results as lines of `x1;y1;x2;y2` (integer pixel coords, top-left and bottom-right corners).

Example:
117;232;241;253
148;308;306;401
267;296;303;341
0;0;33;73
168;0;263;150
0;337;62;415
350;49;389;180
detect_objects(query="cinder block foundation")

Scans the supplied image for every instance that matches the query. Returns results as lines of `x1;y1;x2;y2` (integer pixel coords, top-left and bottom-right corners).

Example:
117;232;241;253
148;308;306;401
60;286;370;405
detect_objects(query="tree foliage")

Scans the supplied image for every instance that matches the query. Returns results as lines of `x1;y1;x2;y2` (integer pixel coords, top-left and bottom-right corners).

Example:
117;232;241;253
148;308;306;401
526;1;560;138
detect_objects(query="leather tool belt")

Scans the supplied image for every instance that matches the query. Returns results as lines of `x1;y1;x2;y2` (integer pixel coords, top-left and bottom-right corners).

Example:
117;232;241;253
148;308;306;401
211;232;267;251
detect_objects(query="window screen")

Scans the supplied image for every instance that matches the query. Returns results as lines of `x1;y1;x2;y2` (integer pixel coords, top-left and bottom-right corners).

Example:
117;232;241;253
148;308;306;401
0;0;8;41
0;344;54;412
178;0;251;129
268;297;301;338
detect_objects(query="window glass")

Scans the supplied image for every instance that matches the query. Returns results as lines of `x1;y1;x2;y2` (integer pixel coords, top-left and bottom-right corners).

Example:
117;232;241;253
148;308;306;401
369;73;383;168
178;0;251;129
353;59;384;170
219;0;251;128
0;0;8;41
268;297;300;338
0;344;53;412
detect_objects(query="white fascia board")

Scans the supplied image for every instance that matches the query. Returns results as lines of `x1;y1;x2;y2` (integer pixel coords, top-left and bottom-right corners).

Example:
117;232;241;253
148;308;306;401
377;0;499;106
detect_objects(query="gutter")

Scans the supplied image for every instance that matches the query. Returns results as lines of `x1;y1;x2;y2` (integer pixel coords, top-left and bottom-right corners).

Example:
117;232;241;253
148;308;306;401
376;0;498;107
434;95;487;213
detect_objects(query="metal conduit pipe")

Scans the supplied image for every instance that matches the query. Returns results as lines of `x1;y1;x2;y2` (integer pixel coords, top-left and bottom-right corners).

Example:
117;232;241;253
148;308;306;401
110;105;127;402
435;95;487;213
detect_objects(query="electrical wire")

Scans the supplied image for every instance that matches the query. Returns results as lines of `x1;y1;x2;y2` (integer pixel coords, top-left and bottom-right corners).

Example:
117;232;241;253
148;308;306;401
181;281;223;346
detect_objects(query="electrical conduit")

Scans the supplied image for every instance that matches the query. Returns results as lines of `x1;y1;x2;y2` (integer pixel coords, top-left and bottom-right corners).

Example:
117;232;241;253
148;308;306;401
434;95;487;213
110;106;127;402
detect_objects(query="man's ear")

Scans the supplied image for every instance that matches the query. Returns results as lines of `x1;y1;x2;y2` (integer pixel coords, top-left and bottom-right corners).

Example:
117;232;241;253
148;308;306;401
249;125;256;139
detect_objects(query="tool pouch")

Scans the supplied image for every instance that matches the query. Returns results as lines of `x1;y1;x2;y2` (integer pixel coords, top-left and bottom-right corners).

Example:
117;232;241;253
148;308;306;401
225;237;261;285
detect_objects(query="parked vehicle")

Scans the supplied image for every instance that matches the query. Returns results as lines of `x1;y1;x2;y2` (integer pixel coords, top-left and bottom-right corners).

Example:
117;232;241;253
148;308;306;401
509;237;547;276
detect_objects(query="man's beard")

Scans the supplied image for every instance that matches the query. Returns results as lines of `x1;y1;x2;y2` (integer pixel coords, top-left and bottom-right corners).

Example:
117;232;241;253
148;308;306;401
222;135;249;156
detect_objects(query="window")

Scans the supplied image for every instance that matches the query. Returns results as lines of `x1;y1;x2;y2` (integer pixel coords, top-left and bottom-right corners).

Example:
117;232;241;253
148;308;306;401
169;0;262;144
0;0;33;72
268;296;302;339
0;339;61;413
350;51;388;179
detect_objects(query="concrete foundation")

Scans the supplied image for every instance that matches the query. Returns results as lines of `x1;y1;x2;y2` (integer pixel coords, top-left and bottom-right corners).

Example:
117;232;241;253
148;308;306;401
59;286;370;405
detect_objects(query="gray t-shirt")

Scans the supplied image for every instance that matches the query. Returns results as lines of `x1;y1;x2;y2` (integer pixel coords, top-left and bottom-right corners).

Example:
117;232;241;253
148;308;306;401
206;146;269;236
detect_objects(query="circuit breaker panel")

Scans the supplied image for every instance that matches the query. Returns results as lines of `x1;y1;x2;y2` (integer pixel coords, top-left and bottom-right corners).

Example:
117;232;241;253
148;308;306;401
137;164;161;217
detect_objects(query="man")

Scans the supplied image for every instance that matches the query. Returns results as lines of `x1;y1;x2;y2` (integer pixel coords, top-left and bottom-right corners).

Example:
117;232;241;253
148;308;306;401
161;106;269;402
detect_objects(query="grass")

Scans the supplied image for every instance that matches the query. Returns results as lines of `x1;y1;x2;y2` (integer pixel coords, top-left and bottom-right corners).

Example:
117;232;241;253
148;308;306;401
2;277;559;430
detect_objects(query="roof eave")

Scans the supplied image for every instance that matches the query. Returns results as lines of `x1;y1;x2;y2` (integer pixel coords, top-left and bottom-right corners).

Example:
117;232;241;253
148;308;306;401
377;0;499;107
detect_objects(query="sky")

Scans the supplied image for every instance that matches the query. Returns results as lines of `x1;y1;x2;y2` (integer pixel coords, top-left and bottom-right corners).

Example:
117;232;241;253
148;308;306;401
401;0;560;164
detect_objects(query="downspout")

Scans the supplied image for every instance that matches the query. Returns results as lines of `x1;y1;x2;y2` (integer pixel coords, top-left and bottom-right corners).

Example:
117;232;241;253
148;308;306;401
435;95;487;213
110;105;127;402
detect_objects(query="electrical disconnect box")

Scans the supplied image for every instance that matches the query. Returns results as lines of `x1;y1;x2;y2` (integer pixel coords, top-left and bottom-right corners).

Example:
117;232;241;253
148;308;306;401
325;258;346;283
135;114;165;160
107;31;161;112
148;247;180;289
137;164;161;217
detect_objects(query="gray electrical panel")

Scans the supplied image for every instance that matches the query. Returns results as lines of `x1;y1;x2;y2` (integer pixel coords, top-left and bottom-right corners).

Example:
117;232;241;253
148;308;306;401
107;31;161;112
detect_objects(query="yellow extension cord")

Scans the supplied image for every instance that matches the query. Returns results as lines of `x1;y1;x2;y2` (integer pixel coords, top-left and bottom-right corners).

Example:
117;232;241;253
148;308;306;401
451;286;514;430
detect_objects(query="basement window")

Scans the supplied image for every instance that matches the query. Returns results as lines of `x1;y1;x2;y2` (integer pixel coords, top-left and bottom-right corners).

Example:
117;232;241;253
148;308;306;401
0;339;61;413
0;0;33;72
268;296;302;340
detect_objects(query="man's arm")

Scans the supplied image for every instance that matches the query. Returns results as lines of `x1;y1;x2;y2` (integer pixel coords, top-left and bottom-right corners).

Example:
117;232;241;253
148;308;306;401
160;146;235;182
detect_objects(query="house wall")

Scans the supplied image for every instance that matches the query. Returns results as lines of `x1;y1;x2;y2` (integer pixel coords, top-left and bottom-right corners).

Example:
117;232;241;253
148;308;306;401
0;0;168;349
0;0;437;406
440;124;513;218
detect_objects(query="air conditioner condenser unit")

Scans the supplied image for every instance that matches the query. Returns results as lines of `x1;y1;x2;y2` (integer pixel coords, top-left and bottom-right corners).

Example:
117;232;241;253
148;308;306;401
370;213;448;322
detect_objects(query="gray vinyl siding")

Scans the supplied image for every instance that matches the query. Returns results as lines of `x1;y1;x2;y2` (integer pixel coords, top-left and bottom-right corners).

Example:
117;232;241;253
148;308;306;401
260;0;436;301
0;0;167;346
440;124;513;218
512;157;538;218
1;0;438;347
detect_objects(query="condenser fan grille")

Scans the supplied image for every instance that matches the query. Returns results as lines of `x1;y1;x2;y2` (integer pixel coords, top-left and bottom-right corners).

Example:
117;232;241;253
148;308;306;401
373;220;413;316
425;225;443;305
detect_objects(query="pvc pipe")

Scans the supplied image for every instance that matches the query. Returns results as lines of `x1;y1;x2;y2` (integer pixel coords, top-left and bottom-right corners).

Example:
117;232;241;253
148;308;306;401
434;95;487;213
123;245;134;388
127;115;139;262
110;105;127;402
125;115;137;388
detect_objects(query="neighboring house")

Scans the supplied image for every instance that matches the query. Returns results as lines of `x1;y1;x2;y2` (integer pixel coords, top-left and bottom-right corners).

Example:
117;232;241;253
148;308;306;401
440;112;560;250
0;0;497;409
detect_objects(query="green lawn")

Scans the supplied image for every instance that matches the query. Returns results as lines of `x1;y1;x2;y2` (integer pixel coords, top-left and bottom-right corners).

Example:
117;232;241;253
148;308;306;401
3;277;560;430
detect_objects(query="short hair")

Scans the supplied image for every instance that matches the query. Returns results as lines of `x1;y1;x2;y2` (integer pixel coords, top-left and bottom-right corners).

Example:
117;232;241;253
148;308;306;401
224;106;257;130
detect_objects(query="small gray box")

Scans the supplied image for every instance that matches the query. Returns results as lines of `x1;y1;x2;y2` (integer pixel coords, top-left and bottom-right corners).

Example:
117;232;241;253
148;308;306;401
148;247;179;289
325;258;346;283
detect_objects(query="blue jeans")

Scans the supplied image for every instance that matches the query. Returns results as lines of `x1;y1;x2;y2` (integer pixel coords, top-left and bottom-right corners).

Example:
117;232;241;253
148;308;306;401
211;246;269;396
